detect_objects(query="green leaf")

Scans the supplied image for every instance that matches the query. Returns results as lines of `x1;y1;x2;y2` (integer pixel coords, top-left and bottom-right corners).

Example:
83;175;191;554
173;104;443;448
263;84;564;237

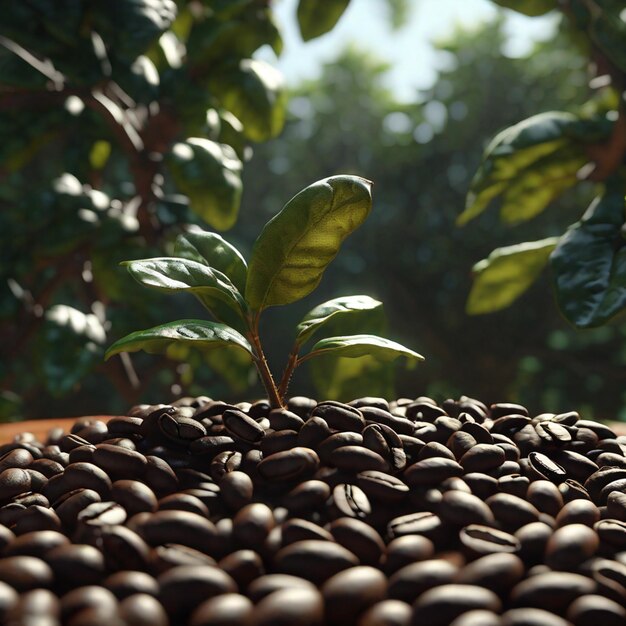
467;237;560;315
459;112;611;226
589;9;626;74
499;147;587;224
550;187;626;328
174;228;248;293
123;257;248;329
210;59;286;142
297;0;351;41
305;334;424;364
245;175;373;311
167;138;243;231
295;295;382;346
105;319;253;361
490;0;555;16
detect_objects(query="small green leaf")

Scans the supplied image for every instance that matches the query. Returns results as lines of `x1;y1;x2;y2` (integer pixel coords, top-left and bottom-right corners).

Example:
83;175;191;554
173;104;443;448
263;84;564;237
295;295;382;346
305;334;424;364
551;186;626;328
123;257;248;329
245;176;373;311
174;228;247;293
210;59;286;142
467;237;560;315
297;0;351;41
490;0;555;16
105;319;254;361
167;138;242;231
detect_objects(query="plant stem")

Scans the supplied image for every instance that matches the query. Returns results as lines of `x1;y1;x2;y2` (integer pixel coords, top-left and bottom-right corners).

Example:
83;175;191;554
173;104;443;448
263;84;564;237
247;316;284;409
277;346;299;401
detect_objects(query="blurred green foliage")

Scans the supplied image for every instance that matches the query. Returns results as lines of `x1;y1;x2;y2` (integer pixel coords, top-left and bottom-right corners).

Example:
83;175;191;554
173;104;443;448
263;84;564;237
1;0;625;421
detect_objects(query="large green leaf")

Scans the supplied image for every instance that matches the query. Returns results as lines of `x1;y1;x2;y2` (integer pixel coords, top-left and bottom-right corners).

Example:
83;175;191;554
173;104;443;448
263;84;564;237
297;0;351;41
459;112;611;226
123;257;248;328
305;334;424;364
295;295;382;346
467;237;560;315
210;59;286;142
491;0;556;16
167;138;242;231
174;228;247;293
589;9;626;73
550;187;626;328
105;319;253;361
245;176;372;311
498;147;587;224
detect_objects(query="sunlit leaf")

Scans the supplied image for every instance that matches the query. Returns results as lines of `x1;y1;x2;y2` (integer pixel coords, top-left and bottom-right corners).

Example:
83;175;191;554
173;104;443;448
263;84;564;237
167;138;242;230
305;334;424;364
551;186;626;328
174;228;248;293
295;295;382;346
466;237;559;315
491;0;556;16
123;257;248;328
105;319;254;360
297;0;351;41
210;59;286;142
245;175;372;311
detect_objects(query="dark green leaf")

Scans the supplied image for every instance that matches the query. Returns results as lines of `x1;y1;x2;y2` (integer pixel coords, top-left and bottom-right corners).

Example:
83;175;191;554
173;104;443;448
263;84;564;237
295;295;382;346
167;138;243;230
467;237;559;315
551;187;626;328
589;10;626;73
105;319;253;360
123;257;248;327
297;0;351;41
491;0;555;16
305;334;424;364
210;59;286;142
174;228;248;293
245;175;372;311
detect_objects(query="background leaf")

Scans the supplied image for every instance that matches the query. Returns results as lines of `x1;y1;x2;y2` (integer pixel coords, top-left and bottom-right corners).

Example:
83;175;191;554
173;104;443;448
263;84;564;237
467;237;559;314
105;319;253;360
297;0;351;41
245;175;372;311
490;0;556;16
167;138;243;231
295;294;382;346
174;228;248;293
550;186;626;328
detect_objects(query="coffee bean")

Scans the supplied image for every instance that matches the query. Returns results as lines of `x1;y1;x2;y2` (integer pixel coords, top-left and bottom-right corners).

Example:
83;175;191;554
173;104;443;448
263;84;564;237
362;423;406;471
268;408;306;432
157;564;237;619
566;594;626;626
4;529;68;558
47;543;105;589
0;468;31;502
253;587;324;626
283;479;331;513
387;511;444;543
384;535;435;575
595;519;626;549
404;457;463;486
110;480;157;517
501;607;571;626
515;521;553;566
0;555;54;591
223;409;266;444
388;559;459;602
486;493;541;530
103;570;159;600
511;571;596;613
218;549;264;589
460;524;520;556
5;587;60;623
527;480;564;517
232;502;274;547
257;447;319;482
281;518;333;545
438;490;495;527
457;552;524;594
358;599;413;626
410;584;502;626
150;544;216;573
77;501;127;526
329;517;386;566
247;573;317;603
0;580;18;621
313;402;366;433
189;592;254;626
555;499;600;528
449;610;503;626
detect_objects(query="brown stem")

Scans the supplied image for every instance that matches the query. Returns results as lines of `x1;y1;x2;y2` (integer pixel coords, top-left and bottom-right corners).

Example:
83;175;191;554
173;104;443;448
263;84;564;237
277;347;299;401
246;315;284;409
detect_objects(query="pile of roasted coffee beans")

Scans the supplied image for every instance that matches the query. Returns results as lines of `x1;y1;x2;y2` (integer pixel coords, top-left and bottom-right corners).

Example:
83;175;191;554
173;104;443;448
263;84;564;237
1;395;626;625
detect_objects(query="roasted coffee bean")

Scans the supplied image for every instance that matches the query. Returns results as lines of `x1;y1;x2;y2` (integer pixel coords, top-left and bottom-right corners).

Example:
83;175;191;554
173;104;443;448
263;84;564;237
29;458;65;478
218;470;253;511
498;474;529;499
260;430;300;456
232;502;274;547
356;470;409;502
158;565;237;619
463;472;498;499
189;435;237;457
313;401;366;433
545;523;599;570
388;558;459;602
218;549;264;589
0;448;34;472
92;444;147;480
99;525;151;571
223;409;266;444
4;529;68;558
595;519;626;549
274;539;359;584
362;423;406;471
59;585;117;622
158;493;209;517
103;570;160;600
322;565;387;625
491;403;529;419
6;587;60;623
118;593;168;626
318;432;364;463
405;401;448;421
555;499;600;528
12;504;61;534
486;493;541;530
77;501;127;526
607;491;626;521
257;447;319;482
59;434;91;453
143;455;179;496
0;468;31;502
410;584;502;626
448;610;503;626
460;444;505;472
330;445;389;473
189;592;254;626
0;555;54;591
329;483;371;519
297;416;333;449
358;599;413;626
47;543;105;589
527;480;564;517
252;587;324;626
209;450;242;482
283;479;331;513
510;571;596;614
387;511;443;542
281;518;333;545
536;422;572;446
515;521;553;566
558;478;590;503
459;524;520;556
329;517;385;566
404;457;463;485
528;452;567;483
438;490;496;526
447;431;478;461
110;480;157;517
150;544;216;573
457;552;524;594
247;573;317;603
268;408;305;432
501;607;571;626
417;441;456;461
61;462;112;498
107;416;143;437
566;594;626;626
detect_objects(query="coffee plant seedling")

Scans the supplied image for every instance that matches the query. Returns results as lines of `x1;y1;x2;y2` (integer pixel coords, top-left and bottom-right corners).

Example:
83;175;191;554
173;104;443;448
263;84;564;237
105;175;423;408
